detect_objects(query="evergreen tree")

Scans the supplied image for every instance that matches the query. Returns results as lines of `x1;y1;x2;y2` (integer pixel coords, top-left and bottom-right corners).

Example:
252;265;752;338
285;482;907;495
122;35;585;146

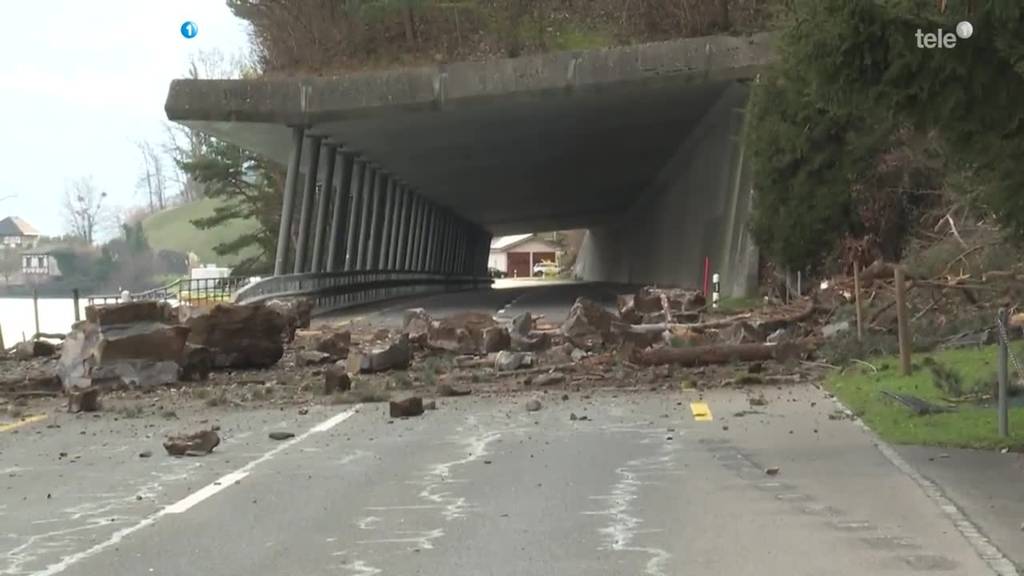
178;138;284;274
748;0;1024;272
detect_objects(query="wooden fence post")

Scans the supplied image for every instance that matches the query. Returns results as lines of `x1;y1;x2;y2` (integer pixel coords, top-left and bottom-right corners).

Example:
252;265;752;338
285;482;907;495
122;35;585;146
895;267;912;375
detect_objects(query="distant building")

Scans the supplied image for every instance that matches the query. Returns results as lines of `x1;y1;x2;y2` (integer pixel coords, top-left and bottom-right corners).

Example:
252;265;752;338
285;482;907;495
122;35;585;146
0;217;40;248
489;233;561;278
21;249;61;277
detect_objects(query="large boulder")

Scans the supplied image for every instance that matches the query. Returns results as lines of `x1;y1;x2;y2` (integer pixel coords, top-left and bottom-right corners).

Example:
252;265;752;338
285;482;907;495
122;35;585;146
180;303;286;369
427;312;498;354
347;334;412;373
294;329;351;358
562;298;619;351
87;301;176;326
483;326;511;353
58;310;189;392
403;308;433;344
266;298;313;342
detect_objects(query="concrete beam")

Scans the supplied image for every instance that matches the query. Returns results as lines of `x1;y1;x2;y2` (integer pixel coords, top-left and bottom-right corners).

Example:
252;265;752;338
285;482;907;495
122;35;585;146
273;126;304;276
167;33;774;126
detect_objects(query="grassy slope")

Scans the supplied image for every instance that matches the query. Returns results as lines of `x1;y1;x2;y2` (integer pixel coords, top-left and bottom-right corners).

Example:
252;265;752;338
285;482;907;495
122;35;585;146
827;345;1024;450
142;198;259;268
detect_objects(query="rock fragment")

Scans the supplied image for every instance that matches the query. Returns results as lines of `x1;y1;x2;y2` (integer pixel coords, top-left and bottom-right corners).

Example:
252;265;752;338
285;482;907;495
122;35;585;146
390;396;425;418
163;429;220;457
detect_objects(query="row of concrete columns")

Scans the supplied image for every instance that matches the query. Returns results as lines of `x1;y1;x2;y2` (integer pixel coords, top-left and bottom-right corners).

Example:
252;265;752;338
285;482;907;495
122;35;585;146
273;127;491;278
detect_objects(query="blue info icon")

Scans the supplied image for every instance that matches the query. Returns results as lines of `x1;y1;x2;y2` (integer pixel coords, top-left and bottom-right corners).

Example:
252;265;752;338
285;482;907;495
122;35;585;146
181;21;198;39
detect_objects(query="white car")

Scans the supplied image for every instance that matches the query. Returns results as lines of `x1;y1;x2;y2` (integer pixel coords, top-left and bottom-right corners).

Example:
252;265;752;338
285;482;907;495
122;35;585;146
532;261;559;277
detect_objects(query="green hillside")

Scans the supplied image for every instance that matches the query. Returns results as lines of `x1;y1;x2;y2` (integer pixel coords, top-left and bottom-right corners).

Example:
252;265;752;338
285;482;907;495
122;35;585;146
142;198;260;268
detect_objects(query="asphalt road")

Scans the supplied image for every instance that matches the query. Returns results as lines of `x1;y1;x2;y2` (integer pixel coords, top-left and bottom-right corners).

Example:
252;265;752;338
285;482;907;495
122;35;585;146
0;385;1007;576
0;282;1013;575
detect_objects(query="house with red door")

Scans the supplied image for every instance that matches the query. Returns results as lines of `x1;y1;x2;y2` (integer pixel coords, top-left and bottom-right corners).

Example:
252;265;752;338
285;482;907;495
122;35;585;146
488;233;562;278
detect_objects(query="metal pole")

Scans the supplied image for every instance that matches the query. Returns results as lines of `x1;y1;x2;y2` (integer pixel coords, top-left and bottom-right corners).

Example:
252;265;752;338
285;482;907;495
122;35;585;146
998;308;1009;438
327;151;354;272
853;263;863;342
293;135;323;274
344;159;365;271
274;126;305;276
310;143;338;273
395;187;411;271
895;266;912;375
33;288;39;337
356;165;375;270
72;288;81;323
366;170;384;269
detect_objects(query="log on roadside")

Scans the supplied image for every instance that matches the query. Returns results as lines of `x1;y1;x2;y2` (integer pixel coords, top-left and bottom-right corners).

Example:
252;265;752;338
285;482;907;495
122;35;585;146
635;341;813;367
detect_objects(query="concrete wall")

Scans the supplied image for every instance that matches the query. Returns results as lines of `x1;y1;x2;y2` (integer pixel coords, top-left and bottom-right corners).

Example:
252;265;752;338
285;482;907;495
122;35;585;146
575;81;758;297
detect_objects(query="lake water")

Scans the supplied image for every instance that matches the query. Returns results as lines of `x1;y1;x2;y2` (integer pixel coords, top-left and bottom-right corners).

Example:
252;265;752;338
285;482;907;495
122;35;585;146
0;298;88;346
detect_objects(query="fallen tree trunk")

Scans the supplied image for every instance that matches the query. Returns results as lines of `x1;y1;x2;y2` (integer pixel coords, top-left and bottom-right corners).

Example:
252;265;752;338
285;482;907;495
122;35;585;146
635;341;812;367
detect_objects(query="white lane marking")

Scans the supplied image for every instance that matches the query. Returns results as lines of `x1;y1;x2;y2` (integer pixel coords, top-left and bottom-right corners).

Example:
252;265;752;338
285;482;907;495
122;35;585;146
162;470;250;515
32;406;361;576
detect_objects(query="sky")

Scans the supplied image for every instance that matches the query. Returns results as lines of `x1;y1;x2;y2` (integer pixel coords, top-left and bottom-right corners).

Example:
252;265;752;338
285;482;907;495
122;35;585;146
0;1;251;238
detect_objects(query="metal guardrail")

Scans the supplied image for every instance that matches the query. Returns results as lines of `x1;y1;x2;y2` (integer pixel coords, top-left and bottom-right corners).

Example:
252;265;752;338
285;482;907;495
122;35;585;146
233;270;492;314
87;277;250;307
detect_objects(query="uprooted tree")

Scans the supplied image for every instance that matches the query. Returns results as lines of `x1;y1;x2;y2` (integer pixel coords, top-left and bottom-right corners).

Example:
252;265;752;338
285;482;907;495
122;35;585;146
748;0;1024;275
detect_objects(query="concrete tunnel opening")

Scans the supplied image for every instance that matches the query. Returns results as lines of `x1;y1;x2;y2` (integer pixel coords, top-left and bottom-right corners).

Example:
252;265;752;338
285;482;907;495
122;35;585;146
165;32;772;298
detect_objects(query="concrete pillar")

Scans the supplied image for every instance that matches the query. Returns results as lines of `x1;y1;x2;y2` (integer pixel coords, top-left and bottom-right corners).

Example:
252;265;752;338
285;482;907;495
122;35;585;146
408;196;422;272
442;215;453;274
344;159;365;271
356;165;376;270
379;178;396;270
456;225;467;275
326;151;354;272
415;204;430;271
294;135;323;274
274;126;305;276
395;187;411;271
310;143;339;273
386;180;401;270
366;170;384;269
423;205;436;272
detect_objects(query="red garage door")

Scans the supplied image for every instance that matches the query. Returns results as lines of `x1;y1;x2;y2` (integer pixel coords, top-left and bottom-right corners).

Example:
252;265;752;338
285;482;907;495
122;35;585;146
507;252;531;278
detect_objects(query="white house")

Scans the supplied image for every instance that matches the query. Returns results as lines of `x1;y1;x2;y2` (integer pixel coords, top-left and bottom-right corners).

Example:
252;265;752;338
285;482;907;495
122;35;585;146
21;250;61;277
488;233;562;278
0;217;40;248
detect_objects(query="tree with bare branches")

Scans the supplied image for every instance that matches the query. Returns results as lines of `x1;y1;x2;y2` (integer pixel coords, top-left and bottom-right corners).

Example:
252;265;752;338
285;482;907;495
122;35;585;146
63;177;109;245
136;140;168;212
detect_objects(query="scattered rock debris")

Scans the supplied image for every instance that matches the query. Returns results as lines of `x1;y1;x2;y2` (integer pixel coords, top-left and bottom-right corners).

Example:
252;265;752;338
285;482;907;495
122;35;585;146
269;431;295;441
765;467;780;476
163;429;220;457
525;398;542;412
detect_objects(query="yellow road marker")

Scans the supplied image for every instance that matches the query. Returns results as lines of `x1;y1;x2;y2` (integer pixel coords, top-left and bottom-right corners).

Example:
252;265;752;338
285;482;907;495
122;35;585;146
0;414;47;433
690;402;713;422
